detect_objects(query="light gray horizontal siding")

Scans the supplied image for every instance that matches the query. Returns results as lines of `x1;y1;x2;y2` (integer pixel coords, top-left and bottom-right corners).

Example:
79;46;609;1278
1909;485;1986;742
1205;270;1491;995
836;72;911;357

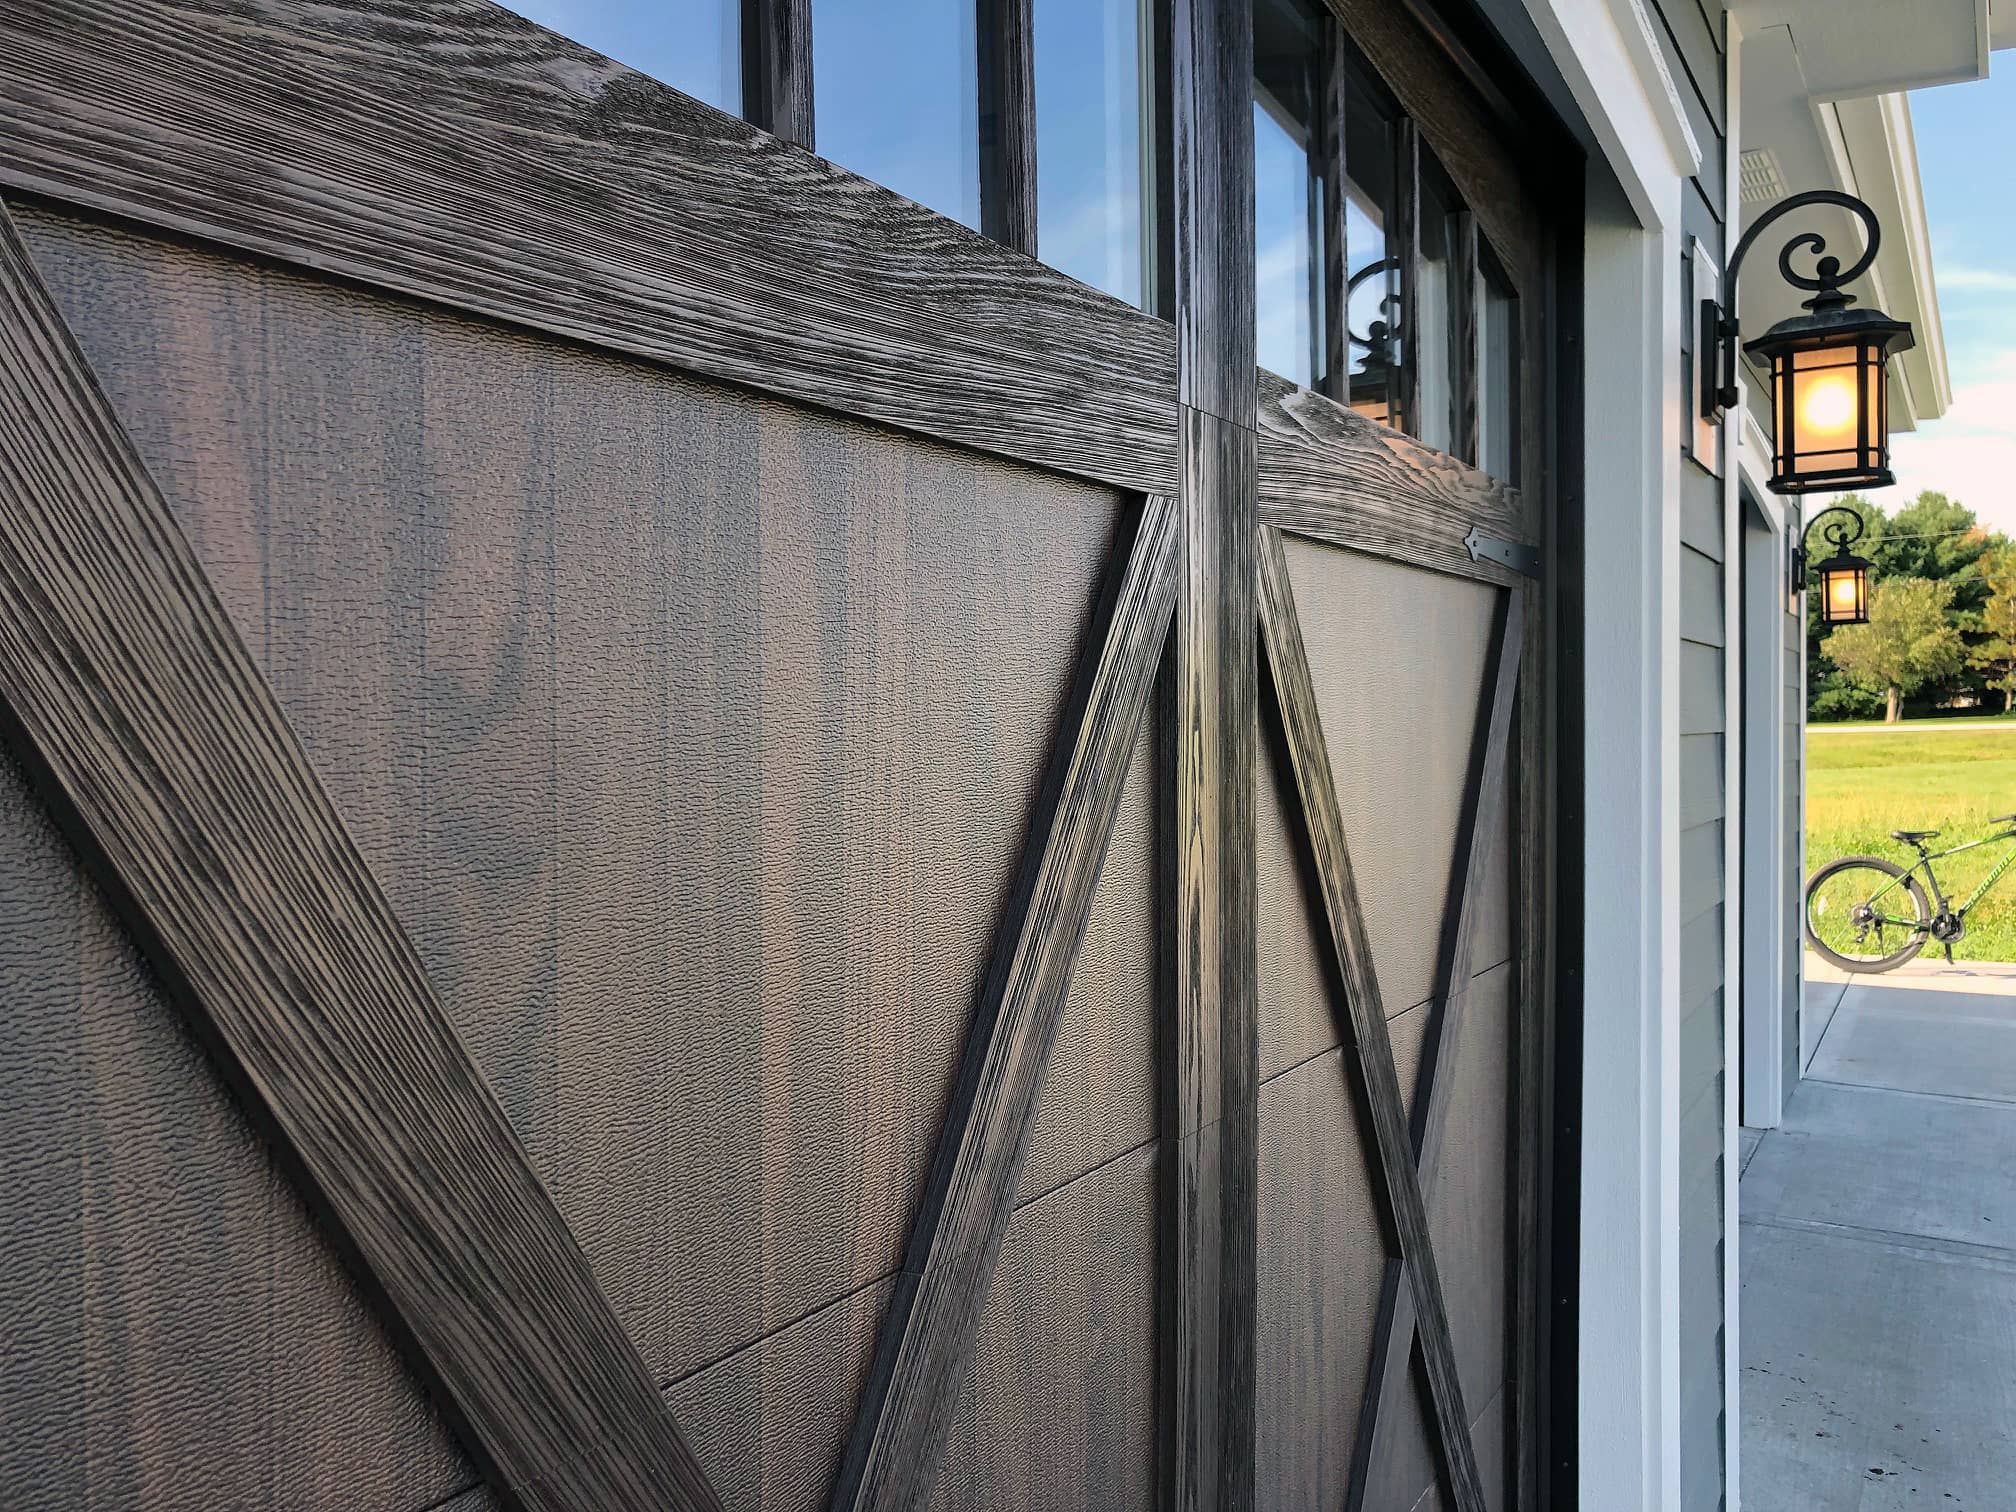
1682;643;1726;736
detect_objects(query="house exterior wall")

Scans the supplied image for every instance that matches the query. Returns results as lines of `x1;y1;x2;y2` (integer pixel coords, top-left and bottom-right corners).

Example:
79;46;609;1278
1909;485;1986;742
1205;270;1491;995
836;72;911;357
1650;0;1734;1506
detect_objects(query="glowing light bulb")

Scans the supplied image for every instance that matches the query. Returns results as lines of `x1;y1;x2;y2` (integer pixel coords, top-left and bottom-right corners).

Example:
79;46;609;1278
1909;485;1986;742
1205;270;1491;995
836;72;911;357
1802;374;1857;435
1829;573;1858;610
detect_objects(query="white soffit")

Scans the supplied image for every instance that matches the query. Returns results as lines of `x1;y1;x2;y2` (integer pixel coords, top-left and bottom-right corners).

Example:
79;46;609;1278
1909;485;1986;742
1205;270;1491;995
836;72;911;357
1732;25;1952;434
1732;0;2003;100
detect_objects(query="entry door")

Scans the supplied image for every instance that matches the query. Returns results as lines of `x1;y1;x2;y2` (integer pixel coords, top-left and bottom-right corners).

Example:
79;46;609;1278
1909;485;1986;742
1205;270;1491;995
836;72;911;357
0;3;1554;1512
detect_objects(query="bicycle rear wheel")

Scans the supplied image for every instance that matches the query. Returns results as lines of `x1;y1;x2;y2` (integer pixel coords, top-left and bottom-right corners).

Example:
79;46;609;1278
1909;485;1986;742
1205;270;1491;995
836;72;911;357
1805;856;1931;973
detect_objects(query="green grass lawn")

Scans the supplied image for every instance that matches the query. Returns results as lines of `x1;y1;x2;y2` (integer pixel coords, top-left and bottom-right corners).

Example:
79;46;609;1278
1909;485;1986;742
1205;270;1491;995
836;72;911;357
1807;725;2016;961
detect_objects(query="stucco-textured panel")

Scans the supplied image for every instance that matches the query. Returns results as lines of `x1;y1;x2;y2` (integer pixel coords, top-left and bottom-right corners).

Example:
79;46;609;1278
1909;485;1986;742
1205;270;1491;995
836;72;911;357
1278;538;1497;1021
928;1145;1160;1512
0;753;472;1512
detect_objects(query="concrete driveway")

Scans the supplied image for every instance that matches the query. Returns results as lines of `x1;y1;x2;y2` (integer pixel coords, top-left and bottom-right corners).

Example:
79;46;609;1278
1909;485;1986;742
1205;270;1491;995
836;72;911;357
1741;958;2016;1510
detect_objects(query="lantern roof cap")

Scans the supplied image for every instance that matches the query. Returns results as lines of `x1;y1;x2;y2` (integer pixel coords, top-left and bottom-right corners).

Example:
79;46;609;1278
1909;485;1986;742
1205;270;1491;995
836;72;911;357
1745;301;1916;362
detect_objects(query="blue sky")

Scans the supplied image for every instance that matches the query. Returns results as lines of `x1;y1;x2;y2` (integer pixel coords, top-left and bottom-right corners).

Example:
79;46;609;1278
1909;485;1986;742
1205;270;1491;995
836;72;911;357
1887;53;2016;530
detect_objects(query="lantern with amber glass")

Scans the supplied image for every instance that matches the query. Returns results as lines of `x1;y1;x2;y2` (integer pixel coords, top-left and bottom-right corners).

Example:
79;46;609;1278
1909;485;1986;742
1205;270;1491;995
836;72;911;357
1798;504;1873;628
1701;190;1915;498
1747;299;1913;493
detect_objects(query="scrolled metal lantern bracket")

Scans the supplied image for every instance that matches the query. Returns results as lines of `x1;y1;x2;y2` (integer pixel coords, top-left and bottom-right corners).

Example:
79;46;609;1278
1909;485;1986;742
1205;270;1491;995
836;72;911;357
1701;189;1885;419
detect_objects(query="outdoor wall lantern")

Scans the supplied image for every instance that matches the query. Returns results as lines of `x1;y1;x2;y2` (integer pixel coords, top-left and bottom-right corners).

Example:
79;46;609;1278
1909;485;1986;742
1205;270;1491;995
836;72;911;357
1700;190;1915;495
1346;257;1402;426
1797;504;1873;627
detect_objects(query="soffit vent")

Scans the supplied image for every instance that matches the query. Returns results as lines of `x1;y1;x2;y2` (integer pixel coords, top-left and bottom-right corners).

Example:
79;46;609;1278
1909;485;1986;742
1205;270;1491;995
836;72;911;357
1739;148;1788;204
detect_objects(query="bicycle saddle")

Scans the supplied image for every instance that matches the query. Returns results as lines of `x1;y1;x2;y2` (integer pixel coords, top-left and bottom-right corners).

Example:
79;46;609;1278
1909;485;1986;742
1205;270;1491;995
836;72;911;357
1891;829;1940;844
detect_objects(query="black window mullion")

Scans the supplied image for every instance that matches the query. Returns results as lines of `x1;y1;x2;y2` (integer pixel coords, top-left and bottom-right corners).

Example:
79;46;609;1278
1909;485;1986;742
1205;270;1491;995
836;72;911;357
1452;208;1479;465
744;0;814;146
1394;118;1421;436
1317;13;1349;402
978;0;1038;253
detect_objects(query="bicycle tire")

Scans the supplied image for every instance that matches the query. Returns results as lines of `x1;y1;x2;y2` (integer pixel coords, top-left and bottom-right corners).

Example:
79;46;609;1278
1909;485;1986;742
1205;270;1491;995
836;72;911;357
1804;855;1932;974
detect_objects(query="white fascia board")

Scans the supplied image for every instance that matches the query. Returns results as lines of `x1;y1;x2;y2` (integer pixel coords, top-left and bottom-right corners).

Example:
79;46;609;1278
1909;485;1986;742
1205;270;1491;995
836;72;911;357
1579;171;1686;1512
1812;96;1950;428
1845;93;1952;417
1523;0;1700;228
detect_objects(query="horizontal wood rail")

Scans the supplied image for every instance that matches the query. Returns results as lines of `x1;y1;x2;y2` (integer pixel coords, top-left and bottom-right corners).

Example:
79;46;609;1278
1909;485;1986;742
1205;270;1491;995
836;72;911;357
0;0;1533;592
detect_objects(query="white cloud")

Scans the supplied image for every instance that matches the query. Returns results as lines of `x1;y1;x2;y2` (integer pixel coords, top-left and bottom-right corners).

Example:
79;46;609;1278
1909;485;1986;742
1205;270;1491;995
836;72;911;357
1937;266;2016;293
1888;351;2016;533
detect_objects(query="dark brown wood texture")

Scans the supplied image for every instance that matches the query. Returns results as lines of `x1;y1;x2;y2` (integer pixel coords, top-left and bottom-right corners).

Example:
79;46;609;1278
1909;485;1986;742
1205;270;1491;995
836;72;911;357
0;0;1178;497
978;0;1038;253
1348;588;1524;1512
1256;373;1530;588
0;742;476;1511
1172;0;1258;428
16;201;1167;1512
1165;412;1260;1512
833;498;1180;1512
1166;0;1259;1507
746;0;815;145
0;1;1554;1505
1255;526;1486;1512
0;201;722;1512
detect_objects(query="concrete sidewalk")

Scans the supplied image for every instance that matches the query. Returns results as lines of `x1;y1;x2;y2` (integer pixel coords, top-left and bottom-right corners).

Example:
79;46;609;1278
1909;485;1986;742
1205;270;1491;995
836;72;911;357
1741;957;2016;1510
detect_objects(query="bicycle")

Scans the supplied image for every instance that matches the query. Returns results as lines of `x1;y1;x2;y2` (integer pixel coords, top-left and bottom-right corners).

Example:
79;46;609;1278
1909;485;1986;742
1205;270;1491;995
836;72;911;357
1806;815;2016;972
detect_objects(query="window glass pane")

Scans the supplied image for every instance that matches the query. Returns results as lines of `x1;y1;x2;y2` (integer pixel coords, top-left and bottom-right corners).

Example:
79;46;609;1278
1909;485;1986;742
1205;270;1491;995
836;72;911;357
1253;0;1326;388
1342;57;1400;424
1034;0;1149;308
499;0;741;116
814;0;980;228
1478;242;1520;482
1414;159;1459;453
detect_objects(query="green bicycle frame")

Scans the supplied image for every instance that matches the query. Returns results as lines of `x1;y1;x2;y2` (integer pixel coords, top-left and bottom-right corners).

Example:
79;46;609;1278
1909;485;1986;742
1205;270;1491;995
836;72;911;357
1863;827;2016;928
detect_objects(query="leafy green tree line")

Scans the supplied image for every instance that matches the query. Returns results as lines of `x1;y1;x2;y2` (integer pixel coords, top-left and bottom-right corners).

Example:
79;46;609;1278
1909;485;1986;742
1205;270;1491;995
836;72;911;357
1808;491;2016;723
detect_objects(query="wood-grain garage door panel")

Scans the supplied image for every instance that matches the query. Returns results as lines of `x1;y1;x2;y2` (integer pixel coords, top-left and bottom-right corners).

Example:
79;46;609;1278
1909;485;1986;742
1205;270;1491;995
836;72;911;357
16;205;1126;1389
928;1141;1159;1512
1017;720;1160;1207
0;752;471;1512
1279;539;1498;1019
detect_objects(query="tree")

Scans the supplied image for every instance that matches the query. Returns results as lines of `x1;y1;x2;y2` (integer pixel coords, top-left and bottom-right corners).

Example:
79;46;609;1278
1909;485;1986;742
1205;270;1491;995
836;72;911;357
1822;576;1966;723
1972;547;2016;712
1806;491;2011;717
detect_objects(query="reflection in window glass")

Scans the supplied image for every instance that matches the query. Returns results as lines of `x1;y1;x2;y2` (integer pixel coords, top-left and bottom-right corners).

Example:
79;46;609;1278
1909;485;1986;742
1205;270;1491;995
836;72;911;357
815;0;980;228
1413;158;1459;453
1478;242;1520;482
1034;0;1150;308
1253;0;1326;388
499;0;741;116
1342;57;1400;424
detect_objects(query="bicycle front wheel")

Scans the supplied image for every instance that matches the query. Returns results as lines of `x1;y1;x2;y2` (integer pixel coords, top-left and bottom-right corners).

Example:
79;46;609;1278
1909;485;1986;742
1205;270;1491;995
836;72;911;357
1805;856;1931;973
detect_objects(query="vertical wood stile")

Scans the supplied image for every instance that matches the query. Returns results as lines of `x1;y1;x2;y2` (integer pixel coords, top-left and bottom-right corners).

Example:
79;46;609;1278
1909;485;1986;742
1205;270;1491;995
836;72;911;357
1254;525;1488;1512
1514;570;1552;1512
1345;587;1525;1512
978;0;1038;253
744;0;814;147
1164;0;1257;1510
0;199;727;1512
1317;15;1350;405
1452;209;1480;466
829;498;1182;1512
1393;119;1421;438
